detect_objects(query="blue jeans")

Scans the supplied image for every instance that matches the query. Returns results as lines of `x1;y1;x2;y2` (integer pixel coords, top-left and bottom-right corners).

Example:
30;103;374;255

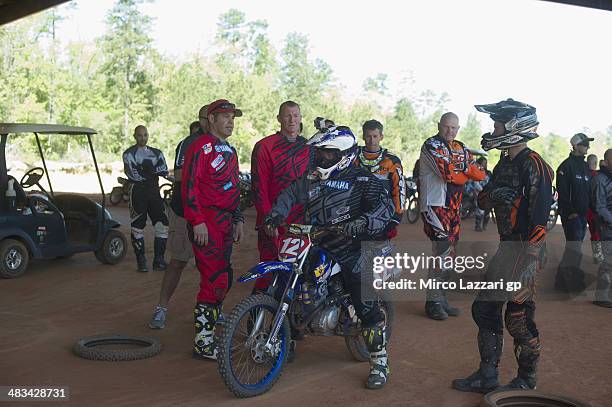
555;215;587;291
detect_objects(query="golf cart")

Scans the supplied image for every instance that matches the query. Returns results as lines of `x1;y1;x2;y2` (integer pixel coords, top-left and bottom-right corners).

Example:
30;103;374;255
0;123;127;278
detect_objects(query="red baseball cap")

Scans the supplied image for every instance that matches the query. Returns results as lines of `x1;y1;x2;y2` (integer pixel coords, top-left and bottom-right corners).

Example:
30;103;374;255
206;99;243;117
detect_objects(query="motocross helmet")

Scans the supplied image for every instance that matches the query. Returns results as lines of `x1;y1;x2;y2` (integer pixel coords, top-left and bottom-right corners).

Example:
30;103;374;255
475;98;539;151
307;125;357;180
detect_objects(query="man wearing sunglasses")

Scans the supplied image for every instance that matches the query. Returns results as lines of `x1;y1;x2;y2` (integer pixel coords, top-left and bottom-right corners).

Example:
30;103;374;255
148;105;209;330
554;132;594;293
181;99;245;360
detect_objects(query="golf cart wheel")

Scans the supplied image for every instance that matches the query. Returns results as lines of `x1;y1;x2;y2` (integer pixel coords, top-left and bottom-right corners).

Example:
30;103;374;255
95;230;126;265
73;335;161;361
481;389;591;407
0;239;29;279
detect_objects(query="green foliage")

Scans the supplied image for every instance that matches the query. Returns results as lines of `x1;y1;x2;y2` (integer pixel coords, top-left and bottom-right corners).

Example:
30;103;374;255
1;2;610;176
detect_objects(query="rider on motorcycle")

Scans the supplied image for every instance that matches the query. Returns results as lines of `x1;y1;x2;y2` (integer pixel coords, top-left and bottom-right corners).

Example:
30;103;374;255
265;125;394;390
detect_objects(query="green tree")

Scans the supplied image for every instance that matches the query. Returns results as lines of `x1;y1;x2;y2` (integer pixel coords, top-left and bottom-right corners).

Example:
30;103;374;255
98;0;156;148
459;113;482;151
363;73;388;95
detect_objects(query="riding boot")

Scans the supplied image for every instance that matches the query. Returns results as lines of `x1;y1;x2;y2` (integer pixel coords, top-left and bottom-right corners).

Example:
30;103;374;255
442;290;461;317
193;302;221;360
363;323;389;390
452;330;502;393
152;237;168;271
425;267;448;320
131;235;148;272
498;337;540;390
592;241;604;265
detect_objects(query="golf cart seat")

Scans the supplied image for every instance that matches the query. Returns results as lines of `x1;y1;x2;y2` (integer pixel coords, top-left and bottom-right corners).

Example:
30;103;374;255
54;194;99;244
7;175;27;209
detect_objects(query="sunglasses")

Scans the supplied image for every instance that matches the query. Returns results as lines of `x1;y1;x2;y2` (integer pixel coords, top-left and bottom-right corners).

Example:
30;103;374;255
216;102;236;110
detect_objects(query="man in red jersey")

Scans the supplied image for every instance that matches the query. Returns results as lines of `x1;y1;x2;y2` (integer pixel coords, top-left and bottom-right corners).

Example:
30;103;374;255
181;99;244;360
251;100;312;291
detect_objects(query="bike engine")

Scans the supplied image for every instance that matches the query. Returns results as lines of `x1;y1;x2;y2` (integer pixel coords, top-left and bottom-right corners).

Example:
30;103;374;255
310;305;340;336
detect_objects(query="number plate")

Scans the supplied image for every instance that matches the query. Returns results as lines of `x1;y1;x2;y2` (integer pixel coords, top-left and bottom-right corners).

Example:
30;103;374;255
278;235;310;263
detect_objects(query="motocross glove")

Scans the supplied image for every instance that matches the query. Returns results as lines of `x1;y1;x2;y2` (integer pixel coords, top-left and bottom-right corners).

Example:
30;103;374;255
343;217;368;237
264;212;284;228
487;187;518;206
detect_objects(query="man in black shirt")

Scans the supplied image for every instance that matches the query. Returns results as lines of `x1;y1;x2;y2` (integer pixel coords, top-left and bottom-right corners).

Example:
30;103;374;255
123;125;170;273
148;105;208;329
554;132;594;293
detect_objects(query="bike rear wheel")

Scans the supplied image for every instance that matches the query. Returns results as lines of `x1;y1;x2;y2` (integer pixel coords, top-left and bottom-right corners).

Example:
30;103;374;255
407;197;419;224
345;297;395;362
547;208;558;231
217;294;290;398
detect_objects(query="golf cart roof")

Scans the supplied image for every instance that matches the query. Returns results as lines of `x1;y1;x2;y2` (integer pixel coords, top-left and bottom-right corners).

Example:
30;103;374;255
0;123;97;135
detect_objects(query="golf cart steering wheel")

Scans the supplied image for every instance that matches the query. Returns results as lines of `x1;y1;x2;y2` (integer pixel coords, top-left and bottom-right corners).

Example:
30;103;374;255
20;167;45;189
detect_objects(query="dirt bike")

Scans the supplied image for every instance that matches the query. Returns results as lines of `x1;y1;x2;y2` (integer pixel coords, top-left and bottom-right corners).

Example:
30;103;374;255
108;176;174;206
238;171;253;211
405;177;420;224
547;186;559;231
217;224;395;398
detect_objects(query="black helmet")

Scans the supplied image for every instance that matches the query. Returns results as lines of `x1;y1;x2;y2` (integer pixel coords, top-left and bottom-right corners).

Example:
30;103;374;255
475;98;539;150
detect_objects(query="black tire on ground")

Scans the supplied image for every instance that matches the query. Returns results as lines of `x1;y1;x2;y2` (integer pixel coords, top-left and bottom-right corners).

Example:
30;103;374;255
407;198;419;224
94;230;127;265
73;335;161;361
217;294;290;398
345;297;395;362
0;239;29;279
481;389;592;407
109;187;123;206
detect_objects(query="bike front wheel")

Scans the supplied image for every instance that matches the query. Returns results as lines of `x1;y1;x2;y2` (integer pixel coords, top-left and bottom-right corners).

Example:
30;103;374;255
217;294;290;398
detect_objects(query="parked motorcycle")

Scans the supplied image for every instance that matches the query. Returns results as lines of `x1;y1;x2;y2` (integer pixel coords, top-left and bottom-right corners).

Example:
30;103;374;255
239;171;253;211
547;186;559;231
405;177;419;224
217;223;394;398
108;176;174;206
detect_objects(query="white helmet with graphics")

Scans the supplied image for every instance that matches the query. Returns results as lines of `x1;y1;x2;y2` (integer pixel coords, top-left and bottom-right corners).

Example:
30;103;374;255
307;125;357;180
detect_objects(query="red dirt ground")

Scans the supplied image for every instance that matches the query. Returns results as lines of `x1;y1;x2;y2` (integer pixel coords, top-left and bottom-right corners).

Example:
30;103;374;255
1;205;610;407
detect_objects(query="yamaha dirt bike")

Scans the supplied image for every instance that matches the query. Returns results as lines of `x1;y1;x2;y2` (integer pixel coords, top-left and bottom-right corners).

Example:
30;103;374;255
216;224;394;398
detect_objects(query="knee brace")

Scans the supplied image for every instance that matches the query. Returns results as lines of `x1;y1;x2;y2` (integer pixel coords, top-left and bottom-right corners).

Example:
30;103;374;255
504;308;533;343
433;240;453;258
131;227;144;240
362;323;387;353
154;221;169;239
